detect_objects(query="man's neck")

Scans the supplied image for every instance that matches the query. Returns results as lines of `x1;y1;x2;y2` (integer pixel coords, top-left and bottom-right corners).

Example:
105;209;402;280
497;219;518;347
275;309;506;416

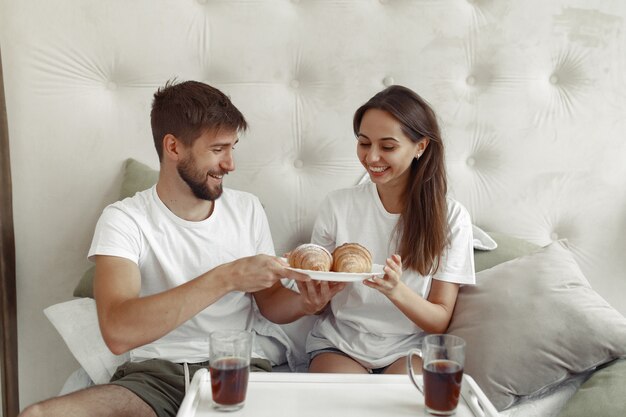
155;174;215;222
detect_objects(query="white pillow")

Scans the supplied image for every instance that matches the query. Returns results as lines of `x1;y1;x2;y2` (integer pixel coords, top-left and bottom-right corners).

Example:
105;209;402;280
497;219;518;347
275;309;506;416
44;298;129;384
45;297;313;382
472;224;498;250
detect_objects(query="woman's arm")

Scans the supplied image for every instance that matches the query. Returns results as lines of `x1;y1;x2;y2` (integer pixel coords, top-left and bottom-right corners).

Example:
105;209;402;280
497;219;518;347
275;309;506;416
363;254;459;334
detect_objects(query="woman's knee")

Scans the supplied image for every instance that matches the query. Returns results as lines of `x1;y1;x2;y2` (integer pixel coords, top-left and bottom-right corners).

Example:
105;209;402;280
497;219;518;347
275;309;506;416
309;352;367;373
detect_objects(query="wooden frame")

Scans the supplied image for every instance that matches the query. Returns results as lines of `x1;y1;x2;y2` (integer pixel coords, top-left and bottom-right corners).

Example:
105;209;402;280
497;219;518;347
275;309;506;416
0;49;19;417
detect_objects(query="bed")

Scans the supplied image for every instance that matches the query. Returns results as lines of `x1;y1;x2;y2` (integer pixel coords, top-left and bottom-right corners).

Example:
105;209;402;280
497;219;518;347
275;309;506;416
1;1;625;416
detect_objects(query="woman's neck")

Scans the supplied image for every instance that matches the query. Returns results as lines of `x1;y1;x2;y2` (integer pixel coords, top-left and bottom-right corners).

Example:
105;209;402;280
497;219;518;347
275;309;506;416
375;182;406;214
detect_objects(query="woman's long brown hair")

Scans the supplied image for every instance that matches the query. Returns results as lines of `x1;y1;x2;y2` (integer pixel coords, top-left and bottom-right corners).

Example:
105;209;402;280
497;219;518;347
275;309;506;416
353;85;449;275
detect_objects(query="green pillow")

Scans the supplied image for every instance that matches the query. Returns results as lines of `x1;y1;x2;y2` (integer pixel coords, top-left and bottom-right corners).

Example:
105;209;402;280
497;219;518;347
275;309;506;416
73;266;96;298
119;158;159;200
74;158;158;298
558;359;626;417
474;231;541;272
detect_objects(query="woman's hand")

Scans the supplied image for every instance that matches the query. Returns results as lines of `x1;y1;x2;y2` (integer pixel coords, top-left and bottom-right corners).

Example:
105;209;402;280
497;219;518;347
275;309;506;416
363;253;461;334
296;280;346;315
363;254;404;297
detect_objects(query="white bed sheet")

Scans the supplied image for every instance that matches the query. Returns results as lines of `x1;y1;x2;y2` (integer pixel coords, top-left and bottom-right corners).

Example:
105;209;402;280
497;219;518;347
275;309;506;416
500;372;590;417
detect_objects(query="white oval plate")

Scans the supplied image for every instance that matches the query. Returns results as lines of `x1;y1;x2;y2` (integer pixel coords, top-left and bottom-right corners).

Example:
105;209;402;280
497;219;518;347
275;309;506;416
285;264;385;282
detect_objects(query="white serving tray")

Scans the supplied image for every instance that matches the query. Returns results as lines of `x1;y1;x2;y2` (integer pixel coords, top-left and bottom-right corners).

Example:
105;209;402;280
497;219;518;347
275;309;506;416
177;370;500;417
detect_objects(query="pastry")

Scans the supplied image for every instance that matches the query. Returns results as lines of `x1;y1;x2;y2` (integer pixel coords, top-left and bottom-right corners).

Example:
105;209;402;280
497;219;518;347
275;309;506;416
288;243;333;272
331;243;372;273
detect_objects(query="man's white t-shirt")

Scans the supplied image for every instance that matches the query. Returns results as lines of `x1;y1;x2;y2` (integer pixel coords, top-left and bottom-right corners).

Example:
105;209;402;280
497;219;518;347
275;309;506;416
88;185;275;363
307;182;475;369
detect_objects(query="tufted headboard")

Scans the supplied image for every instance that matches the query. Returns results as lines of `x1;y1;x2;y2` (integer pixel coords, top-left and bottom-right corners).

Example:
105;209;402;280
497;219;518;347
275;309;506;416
1;0;625;407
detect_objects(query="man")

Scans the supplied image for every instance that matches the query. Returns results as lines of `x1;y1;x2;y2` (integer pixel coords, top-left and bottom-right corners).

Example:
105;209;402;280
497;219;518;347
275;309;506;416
20;80;344;417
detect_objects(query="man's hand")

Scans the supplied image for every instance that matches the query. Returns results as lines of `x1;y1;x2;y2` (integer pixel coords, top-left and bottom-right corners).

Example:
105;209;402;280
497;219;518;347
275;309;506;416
223;254;309;293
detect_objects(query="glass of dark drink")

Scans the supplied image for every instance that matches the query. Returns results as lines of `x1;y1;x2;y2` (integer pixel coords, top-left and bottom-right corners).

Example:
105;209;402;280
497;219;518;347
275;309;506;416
407;334;466;415
209;330;252;411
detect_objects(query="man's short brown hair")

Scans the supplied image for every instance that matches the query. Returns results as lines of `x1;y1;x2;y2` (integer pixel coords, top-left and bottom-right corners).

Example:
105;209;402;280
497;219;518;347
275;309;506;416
150;80;248;161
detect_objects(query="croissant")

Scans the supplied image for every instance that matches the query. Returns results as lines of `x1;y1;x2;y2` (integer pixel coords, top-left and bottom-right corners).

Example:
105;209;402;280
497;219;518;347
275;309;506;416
288;243;333;272
332;243;373;273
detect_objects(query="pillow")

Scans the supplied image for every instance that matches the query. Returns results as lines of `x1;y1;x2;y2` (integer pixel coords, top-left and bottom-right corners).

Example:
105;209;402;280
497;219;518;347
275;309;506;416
119;158;159;200
73;266;95;298
472;225;498;251
447;240;626;411
44;298;129;384
474;231;541;272
74;158;158;298
557;359;626;417
47;299;297;385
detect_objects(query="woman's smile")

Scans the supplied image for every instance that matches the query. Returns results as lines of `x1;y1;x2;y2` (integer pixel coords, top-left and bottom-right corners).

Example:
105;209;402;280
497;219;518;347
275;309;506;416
368;165;390;175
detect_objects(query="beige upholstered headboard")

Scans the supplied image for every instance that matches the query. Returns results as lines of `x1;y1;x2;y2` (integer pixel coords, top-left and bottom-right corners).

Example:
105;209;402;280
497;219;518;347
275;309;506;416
1;0;625;407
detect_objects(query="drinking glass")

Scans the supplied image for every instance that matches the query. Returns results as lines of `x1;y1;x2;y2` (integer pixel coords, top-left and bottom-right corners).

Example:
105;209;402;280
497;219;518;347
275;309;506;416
209;329;252;411
407;334;466;415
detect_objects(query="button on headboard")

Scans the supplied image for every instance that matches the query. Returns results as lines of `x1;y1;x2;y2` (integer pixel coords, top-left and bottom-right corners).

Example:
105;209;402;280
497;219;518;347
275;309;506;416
1;0;625;405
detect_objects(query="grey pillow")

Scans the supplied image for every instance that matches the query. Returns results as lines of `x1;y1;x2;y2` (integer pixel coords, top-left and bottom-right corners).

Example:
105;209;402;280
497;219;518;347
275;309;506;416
74;158;158;298
557;359;626;417
447;240;626;411
474;231;541;272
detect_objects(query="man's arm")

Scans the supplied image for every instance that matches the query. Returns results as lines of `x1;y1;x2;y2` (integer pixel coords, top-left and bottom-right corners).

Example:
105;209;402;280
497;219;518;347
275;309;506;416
94;254;298;354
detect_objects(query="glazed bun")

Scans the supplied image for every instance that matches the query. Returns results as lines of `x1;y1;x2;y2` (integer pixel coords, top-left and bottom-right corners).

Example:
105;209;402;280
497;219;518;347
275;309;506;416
331;243;373;273
288;243;333;272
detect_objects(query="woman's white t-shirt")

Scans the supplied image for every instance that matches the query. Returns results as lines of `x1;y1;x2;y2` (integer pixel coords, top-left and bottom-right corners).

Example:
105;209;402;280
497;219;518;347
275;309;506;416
88;186;275;363
307;182;475;369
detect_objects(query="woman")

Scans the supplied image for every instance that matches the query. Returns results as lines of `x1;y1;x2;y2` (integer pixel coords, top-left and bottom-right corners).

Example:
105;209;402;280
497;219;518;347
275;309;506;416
307;85;475;374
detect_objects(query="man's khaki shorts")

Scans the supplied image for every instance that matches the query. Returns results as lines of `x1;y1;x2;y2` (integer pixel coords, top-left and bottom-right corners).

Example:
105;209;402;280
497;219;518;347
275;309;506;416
110;358;271;417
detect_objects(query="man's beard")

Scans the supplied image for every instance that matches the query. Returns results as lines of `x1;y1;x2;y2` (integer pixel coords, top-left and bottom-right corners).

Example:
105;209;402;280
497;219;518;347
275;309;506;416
177;155;224;201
